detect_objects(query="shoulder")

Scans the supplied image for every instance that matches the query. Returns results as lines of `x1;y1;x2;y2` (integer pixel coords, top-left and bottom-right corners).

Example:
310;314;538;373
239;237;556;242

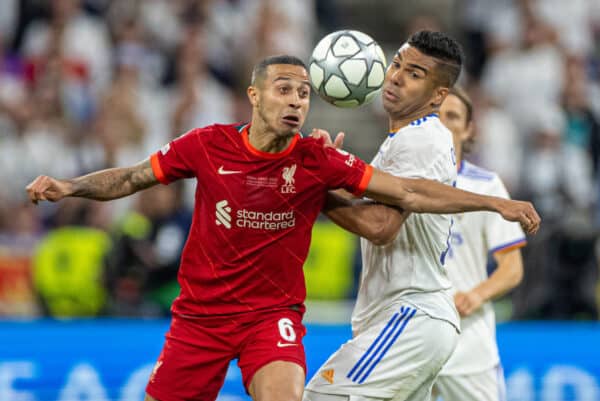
458;160;509;195
296;136;363;170
296;135;328;155
180;122;244;143
459;161;496;181
390;118;452;158
397;116;451;143
295;136;329;166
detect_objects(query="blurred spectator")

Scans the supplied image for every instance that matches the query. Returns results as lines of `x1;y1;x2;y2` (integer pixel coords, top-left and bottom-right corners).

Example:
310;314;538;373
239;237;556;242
106;184;191;317
481;2;564;136
170;21;235;135
0;204;41;317
562;56;600;173
466;84;522;192
21;0;112;94
32;199;112;317
521;103;595;221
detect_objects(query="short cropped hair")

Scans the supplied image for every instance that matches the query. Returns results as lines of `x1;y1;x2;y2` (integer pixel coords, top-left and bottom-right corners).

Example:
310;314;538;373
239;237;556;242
449;86;473;124
408;30;463;87
251;55;307;85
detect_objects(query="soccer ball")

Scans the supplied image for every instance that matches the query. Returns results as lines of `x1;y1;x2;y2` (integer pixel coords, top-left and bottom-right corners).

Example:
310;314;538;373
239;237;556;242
309;30;387;108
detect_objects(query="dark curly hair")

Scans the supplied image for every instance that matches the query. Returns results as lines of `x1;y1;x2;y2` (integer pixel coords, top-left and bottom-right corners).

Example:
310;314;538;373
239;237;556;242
408;30;463;87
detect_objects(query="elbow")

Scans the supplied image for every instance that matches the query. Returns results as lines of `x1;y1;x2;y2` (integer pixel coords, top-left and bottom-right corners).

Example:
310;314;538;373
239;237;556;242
504;263;524;290
397;192;421;213
510;266;524;288
364;225;398;246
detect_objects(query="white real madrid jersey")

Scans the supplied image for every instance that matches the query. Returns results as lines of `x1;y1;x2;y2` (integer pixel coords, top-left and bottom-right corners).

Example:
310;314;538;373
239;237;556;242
353;114;459;334
440;160;526;375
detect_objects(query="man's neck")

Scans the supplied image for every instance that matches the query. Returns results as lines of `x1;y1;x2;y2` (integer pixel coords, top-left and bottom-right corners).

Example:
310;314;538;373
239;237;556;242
248;119;294;154
388;108;437;132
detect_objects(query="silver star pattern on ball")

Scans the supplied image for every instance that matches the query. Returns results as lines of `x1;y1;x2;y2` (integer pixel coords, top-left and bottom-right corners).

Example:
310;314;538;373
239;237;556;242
309;30;386;108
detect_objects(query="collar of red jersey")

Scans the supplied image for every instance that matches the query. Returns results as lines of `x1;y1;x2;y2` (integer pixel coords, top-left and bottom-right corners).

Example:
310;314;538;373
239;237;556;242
239;124;301;159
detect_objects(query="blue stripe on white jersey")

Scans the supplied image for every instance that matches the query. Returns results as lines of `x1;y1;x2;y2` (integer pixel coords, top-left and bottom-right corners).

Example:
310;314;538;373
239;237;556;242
458;160;495;181
347;306;417;383
388;113;439;137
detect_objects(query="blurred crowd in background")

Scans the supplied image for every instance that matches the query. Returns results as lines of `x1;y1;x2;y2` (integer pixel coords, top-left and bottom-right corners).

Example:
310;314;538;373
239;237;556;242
0;0;599;321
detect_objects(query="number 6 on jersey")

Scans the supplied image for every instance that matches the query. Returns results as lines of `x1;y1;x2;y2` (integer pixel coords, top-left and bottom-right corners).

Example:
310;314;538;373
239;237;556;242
278;318;297;342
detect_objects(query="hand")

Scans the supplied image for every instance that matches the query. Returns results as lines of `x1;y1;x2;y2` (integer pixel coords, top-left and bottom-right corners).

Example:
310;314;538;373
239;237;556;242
454;290;484;317
26;175;72;204
311;128;344;149
496;199;540;235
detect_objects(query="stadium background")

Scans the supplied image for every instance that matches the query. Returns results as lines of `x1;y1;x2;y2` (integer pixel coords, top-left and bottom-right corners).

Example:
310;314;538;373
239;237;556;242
0;0;599;400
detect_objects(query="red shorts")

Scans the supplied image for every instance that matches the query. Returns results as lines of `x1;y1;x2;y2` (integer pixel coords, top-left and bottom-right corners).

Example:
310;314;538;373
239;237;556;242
146;308;307;401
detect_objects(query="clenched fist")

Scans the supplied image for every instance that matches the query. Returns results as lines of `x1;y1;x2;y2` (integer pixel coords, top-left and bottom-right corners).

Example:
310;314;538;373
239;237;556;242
496;199;540;235
26;175;72;204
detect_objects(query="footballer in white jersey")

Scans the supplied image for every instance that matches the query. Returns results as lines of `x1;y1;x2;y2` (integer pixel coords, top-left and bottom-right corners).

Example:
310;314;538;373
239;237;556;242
433;89;526;401
305;31;466;401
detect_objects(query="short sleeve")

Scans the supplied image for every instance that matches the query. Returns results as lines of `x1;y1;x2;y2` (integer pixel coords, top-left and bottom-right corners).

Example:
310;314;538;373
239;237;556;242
484;176;527;253
150;129;200;184
321;147;373;196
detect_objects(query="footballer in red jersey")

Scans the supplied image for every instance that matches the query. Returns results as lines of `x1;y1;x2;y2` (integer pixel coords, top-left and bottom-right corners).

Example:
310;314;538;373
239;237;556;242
26;55;540;401
150;122;372;318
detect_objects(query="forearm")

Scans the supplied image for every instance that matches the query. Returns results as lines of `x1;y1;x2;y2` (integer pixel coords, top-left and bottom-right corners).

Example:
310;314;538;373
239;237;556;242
68;160;158;201
365;175;503;214
324;190;406;245
473;249;524;302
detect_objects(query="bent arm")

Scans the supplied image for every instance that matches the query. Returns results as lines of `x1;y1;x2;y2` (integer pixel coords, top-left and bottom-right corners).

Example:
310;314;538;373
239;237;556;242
362;168;540;234
475;248;524;301
455;248;524;316
26;159;159;203
323;189;408;246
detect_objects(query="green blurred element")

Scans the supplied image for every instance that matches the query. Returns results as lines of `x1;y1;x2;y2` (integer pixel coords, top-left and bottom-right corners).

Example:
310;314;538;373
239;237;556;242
148;280;180;312
304;220;357;300
118;212;151;239
33;227;111;317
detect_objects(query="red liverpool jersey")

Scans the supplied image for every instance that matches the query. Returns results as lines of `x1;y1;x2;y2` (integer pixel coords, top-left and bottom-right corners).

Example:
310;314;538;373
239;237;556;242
150;123;373;316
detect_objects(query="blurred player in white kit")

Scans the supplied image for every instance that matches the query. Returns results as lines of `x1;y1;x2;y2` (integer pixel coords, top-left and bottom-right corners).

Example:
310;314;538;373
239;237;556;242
432;87;526;401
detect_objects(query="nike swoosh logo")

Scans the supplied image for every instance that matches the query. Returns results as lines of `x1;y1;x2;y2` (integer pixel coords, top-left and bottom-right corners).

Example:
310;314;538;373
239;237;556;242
218;166;242;175
277;341;298;348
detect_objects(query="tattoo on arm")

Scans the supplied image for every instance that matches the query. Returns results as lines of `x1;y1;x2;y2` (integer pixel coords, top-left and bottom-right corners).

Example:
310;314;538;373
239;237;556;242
69;159;159;201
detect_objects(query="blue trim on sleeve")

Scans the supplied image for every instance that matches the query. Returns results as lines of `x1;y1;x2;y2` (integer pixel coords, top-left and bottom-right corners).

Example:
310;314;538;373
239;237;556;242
489;238;527;254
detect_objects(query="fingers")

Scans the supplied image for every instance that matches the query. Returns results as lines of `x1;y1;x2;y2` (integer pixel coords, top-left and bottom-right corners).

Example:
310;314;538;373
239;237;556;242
333;132;345;149
520;202;541;235
310;128;333;146
25;175;52;205
454;293;468;316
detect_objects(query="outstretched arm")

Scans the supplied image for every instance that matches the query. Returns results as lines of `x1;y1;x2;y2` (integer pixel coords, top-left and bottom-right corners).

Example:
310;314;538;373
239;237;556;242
26;159;159;203
364;168;541;234
323;189;408;246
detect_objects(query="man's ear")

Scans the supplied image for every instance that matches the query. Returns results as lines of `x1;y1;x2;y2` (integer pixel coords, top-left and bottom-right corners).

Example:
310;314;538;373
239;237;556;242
431;86;449;108
247;86;259;107
464;120;475;142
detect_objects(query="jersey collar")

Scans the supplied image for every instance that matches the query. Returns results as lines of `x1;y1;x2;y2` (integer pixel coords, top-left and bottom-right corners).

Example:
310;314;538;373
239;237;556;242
240;124;300;159
388;113;439;138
